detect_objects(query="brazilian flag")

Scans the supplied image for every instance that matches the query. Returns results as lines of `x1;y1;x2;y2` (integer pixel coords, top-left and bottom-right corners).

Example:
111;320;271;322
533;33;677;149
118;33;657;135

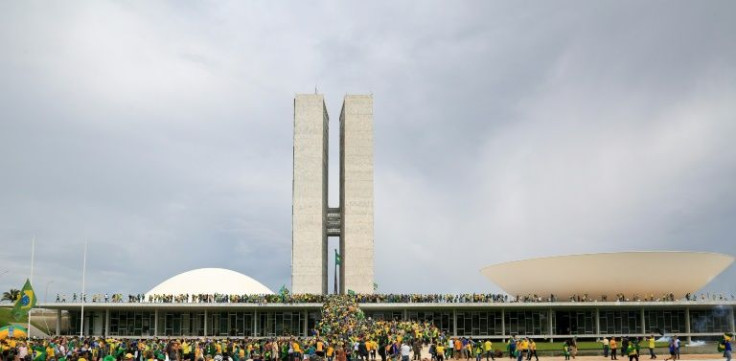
12;279;37;321
32;344;47;361
335;249;341;266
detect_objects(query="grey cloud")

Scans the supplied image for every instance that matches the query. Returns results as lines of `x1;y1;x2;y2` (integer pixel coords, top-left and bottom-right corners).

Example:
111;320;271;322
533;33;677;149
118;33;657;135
1;1;735;297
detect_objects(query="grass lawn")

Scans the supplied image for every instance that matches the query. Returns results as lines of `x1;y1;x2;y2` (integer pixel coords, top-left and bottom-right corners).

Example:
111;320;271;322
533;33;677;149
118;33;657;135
0;306;27;326
531;341;602;351
0;306;51;334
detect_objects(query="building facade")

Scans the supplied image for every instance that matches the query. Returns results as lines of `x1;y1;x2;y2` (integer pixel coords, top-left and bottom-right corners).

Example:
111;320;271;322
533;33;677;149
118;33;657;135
44;301;736;340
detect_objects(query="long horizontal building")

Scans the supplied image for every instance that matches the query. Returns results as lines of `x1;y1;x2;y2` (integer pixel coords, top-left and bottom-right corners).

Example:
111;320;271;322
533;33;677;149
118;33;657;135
36;263;735;340
41;300;736;340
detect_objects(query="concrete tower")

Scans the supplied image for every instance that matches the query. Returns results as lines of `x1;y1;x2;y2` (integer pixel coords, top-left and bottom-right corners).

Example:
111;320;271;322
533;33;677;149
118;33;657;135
291;94;329;294
339;95;374;294
292;94;374;294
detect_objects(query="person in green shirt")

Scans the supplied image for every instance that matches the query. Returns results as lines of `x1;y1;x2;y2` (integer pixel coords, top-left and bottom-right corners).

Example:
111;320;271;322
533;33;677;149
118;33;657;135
627;342;639;361
474;343;483;361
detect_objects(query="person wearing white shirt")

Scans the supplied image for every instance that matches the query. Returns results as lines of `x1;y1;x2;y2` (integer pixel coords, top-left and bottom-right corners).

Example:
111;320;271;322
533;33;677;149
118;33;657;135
401;342;412;361
18;344;28;359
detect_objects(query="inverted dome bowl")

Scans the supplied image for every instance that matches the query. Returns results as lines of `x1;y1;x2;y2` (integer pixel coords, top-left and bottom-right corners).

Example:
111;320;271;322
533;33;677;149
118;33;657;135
480;251;734;300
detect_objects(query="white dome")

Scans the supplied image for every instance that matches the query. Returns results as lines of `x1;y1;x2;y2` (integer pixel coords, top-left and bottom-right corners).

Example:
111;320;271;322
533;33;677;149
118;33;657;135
146;268;274;297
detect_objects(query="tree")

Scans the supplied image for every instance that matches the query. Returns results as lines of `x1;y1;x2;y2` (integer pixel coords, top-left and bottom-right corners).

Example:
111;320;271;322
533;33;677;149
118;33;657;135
2;289;20;302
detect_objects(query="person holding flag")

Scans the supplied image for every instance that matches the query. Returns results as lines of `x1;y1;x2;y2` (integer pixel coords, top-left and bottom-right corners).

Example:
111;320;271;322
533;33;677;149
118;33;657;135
279;286;290;303
12;278;37;321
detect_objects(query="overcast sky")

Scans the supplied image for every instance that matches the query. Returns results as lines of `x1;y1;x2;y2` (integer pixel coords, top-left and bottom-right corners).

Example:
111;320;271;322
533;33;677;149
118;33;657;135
1;1;735;300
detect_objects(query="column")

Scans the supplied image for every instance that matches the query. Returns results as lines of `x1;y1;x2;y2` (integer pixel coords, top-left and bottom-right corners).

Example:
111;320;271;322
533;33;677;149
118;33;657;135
105;309;110;337
730;307;735;333
640;309;646;335
501;309;505;341
154;309;159;337
303;310;308;337
548;309;554;339
684;307;691;342
204;308;210;337
403;309;408;321
56;309;62;335
253;310;258;337
595;308;601;337
203;309;207;337
453;309;458;337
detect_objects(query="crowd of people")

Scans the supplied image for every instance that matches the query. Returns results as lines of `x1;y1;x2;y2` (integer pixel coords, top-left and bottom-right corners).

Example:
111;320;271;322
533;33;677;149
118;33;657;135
4;335;731;361
4;288;735;361
50;293;736;305
1;333;733;361
0;336;483;361
6;289;734;361
52;294;512;305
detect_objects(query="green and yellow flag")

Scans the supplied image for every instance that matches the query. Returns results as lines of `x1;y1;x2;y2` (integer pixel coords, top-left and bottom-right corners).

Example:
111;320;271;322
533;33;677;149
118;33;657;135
12;279;37;321
335;249;341;266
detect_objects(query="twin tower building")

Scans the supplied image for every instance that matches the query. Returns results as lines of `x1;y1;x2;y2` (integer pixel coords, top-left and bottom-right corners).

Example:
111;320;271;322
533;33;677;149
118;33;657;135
291;94;374;294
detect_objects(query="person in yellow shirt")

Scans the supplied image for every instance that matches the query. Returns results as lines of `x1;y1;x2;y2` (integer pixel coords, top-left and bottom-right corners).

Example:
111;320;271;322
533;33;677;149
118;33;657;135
292;339;302;361
327;344;335;361
182;341;192;361
647;336;656;359
195;342;203;360
436;343;445;361
526;340;537;361
517;339;528;361
316;339;325;358
46;343;56;359
483;340;494;361
239;345;246;361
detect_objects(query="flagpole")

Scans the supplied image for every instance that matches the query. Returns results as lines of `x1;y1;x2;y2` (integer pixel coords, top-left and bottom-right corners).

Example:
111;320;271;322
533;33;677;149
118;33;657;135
80;240;87;337
28;236;35;338
30;236;35;284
